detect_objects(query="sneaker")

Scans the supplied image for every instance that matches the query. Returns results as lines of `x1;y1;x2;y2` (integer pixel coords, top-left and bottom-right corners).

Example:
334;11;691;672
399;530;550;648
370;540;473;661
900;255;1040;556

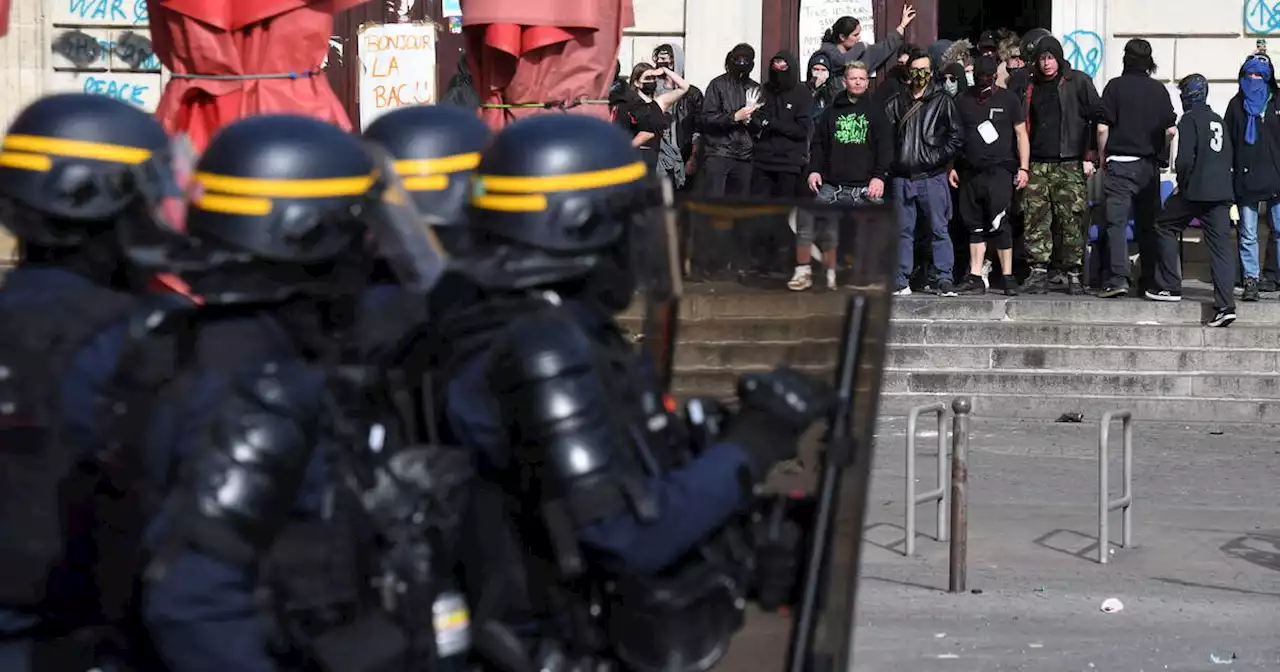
1066;272;1084;296
826;269;837;291
1243;277;1261;302
956;274;986;295
1023;267;1050;294
1144;289;1182;302
1002;274;1019;296
1207;309;1237;327
1098;279;1129;299
893;285;913;297
787;266;812;291
1260;277;1279;293
931;280;958;297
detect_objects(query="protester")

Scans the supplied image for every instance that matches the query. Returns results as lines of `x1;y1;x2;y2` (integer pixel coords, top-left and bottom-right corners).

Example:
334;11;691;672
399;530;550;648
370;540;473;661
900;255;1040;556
951;55;1029;295
1225;52;1280;302
806;52;835;121
997;33;1023;89
652;44;703;189
1148;74;1237;327
886;47;965;296
797;61;892;291
976;31;1000;61
815;6;917;78
752;51;813;198
941;61;969;97
873;44;915;108
1096;39;1177;298
941;39;974;83
700;43;760;197
1006;28;1052;98
1018;35;1104;294
615;62;690;172
608;60;628;120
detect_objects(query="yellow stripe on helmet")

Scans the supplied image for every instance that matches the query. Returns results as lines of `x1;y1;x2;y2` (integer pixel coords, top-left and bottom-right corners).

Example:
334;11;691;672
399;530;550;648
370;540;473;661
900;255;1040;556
472;194;549;212
194;193;274;216
3;134;152;165
394;152;481;176
194;172;376;199
0;151;53;172
477;162;646;195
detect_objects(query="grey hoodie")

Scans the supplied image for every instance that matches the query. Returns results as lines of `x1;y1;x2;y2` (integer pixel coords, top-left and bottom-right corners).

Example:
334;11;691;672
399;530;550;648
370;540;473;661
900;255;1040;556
816;28;904;78
654;44;702;187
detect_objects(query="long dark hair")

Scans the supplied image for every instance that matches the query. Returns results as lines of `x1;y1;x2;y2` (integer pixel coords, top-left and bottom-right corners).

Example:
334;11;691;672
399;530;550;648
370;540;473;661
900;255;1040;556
822;16;860;44
630;62;653;87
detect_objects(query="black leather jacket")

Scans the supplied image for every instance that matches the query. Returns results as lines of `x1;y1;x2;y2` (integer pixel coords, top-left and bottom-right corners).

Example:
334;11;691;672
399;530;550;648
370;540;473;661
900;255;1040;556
885;84;965;178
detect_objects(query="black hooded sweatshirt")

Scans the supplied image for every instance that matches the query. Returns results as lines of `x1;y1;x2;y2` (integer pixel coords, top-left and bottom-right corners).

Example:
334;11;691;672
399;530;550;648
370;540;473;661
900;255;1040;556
752;50;814;173
807;51;837;122
700;44;761;161
1019;36;1104;162
807;89;892;186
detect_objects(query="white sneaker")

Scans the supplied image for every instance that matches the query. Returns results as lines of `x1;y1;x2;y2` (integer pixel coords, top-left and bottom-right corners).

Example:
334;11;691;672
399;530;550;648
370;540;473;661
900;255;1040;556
788;266;812;291
826;269;837;290
893;286;913;296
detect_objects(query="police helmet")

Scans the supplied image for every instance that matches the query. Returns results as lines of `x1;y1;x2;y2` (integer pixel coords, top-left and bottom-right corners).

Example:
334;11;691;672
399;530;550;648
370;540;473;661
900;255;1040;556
180;114;378;300
0;94;176;247
466;114;657;295
363;105;491;248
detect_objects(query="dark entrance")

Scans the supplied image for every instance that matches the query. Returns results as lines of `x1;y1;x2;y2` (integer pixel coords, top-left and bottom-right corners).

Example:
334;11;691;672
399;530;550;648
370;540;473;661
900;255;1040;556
938;0;1052;43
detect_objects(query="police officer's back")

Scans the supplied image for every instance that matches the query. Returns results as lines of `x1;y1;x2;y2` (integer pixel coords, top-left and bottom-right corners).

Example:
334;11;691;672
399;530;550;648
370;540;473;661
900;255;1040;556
0;93;184;670
434;114;833;669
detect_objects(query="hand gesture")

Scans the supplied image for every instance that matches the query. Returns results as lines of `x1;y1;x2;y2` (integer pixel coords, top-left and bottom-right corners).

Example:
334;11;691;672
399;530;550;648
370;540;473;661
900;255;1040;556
948;170;959;188
808;173;823;193
868;177;885;199
899;4;917;32
734;105;756;122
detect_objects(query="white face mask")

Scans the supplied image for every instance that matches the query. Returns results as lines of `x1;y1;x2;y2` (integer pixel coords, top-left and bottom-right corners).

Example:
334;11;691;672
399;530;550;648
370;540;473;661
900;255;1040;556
965;71;975;86
943;80;958;96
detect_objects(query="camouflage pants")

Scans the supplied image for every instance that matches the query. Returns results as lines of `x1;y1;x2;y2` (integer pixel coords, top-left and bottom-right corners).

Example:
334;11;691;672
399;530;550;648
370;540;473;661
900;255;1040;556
1023;161;1088;270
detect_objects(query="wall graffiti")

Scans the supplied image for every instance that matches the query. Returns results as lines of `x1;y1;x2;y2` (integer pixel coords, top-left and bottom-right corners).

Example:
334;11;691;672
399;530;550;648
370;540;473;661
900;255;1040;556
113;31;158;69
1062;30;1103;78
66;0;148;24
1245;0;1280;35
82;76;149;105
52;30;104;69
50;29;161;70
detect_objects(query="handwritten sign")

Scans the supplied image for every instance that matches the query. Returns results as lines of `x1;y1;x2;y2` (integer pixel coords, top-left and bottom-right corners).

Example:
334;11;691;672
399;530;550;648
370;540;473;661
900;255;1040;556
358;22;438;129
797;0;875;67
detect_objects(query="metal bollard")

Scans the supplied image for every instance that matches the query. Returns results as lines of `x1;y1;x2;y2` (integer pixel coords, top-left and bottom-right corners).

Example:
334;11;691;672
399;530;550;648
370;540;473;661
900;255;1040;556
948;397;971;594
905;403;949;556
1098;410;1134;564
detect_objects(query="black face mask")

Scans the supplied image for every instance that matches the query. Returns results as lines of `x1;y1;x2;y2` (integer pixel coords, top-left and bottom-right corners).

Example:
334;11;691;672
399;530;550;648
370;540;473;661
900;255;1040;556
640;81;657;95
732;59;754;76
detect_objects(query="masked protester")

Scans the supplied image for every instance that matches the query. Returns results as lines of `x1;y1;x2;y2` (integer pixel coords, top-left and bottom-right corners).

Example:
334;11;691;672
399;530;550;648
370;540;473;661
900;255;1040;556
997;33;1023;88
1017;34;1105;294
885;48;966;296
797;61;891;291
608;60;629;121
1226;52;1280;300
752;51;813;198
652;43;704;189
950;55;1030;296
433;114;833;670
700;43;761;197
1148;74;1237;327
0;93;186;671
1096;39;1177;299
941;61;969;97
873;43;915;108
815;6;916;79
807;51;836;124
616;62;691;173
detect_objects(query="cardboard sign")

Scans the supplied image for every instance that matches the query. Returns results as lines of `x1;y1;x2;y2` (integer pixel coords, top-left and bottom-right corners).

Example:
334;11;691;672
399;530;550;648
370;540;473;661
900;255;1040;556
358;22;438;129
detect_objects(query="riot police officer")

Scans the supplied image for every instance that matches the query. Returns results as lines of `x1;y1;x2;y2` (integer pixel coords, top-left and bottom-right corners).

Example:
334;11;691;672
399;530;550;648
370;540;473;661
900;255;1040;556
130;113;462;672
431;114;833;669
0;93;188;670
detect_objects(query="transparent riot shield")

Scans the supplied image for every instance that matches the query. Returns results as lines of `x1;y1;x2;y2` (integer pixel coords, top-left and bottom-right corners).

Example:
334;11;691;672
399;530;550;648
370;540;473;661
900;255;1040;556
670;193;898;671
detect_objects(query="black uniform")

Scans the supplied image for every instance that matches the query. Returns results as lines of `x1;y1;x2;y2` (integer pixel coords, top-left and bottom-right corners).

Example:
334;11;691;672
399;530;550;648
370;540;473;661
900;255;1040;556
1152;101;1237;314
1100;69;1177;290
955;87;1025;248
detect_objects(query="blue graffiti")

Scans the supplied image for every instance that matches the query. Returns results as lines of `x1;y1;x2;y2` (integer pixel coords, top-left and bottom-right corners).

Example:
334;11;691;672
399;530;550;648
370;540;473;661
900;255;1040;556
66;0;146;23
1063;30;1103;78
83;76;149;106
1245;0;1280;34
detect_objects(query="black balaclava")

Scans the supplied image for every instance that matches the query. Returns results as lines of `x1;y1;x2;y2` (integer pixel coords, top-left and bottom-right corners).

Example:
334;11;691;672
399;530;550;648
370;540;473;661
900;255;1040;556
727;43;755;79
767;50;799;91
973;55;999;101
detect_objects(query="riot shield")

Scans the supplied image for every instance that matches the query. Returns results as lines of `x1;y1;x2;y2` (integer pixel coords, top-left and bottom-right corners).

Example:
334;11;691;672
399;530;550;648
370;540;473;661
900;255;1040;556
363;142;451;296
671;193;898;671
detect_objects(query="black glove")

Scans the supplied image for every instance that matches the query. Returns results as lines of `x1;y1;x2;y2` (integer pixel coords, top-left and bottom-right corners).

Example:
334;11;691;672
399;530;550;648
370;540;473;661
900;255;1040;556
722;366;835;480
751;494;810;611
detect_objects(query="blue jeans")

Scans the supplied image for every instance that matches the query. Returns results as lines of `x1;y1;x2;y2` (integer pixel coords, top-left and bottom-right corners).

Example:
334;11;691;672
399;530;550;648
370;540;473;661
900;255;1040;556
894;173;954;287
1237;200;1280;279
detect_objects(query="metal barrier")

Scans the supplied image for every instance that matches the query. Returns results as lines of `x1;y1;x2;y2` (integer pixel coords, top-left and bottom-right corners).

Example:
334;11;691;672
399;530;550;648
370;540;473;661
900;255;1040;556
904;403;949;557
1098;410;1134;564
948;398;972;593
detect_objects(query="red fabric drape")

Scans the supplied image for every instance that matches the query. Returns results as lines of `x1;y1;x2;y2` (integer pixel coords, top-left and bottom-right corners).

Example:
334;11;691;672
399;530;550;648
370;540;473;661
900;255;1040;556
462;0;634;131
148;0;370;152
0;0;10;38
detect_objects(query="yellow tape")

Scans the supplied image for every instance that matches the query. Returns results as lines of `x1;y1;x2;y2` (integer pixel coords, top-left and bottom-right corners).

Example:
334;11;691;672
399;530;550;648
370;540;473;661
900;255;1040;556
394;152;480;176
0;151;53;172
195;172;375;198
478;162;646;194
3;134;151;164
472;193;548;212
194;193;274;216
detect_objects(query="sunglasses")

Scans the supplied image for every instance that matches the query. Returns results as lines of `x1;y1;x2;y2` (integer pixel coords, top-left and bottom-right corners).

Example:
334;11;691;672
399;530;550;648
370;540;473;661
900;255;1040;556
942;75;959;82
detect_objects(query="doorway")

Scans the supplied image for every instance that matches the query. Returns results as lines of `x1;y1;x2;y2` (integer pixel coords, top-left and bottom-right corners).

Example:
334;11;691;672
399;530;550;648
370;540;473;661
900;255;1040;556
937;0;1052;43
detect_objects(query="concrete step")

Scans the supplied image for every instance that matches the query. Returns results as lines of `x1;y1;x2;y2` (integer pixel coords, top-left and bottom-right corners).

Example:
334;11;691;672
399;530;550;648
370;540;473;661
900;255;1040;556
675;342;1280;373
877;392;1280;423
671;367;1280;400
622;289;1280;324
654;316;1280;349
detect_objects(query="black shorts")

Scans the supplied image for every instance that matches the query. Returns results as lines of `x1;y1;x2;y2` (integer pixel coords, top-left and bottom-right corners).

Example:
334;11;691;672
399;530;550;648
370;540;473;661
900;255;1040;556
957;168;1015;247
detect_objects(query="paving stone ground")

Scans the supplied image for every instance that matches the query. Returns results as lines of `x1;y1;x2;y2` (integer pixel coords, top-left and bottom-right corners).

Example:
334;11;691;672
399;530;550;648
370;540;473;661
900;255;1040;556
719;417;1280;671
